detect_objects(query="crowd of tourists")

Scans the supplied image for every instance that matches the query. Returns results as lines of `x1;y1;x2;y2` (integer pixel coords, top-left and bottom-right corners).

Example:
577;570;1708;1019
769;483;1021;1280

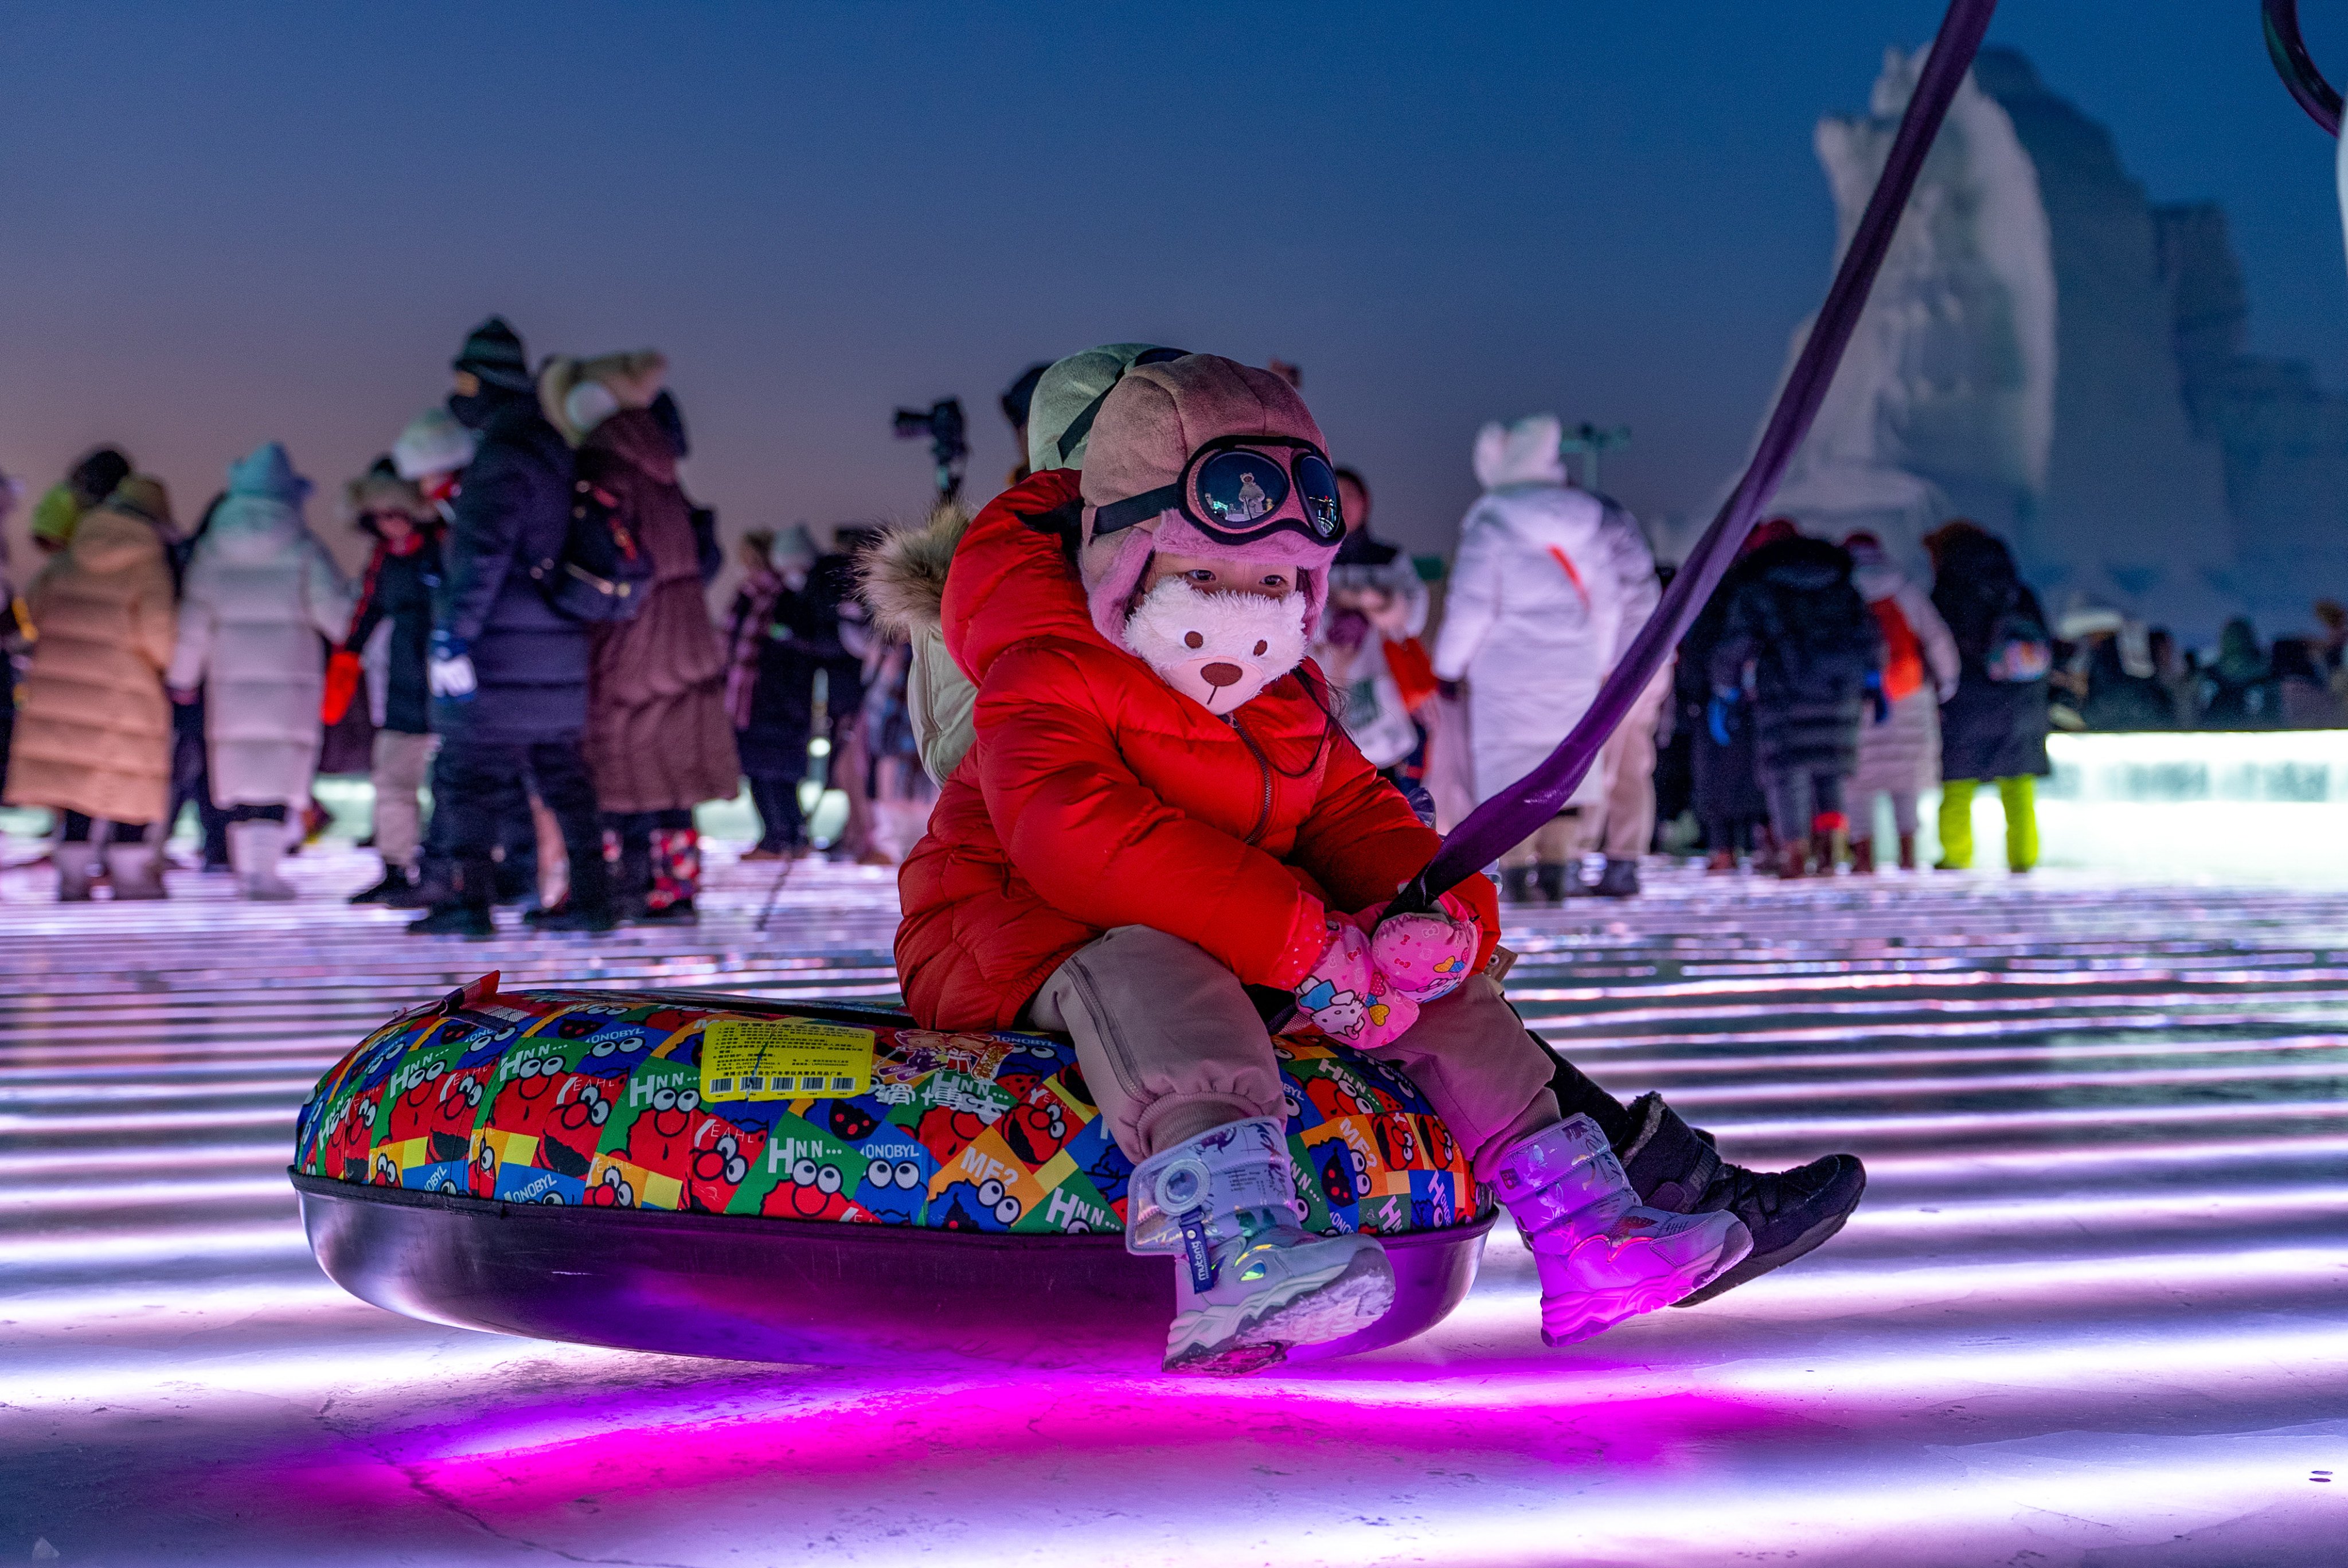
6;329;2340;914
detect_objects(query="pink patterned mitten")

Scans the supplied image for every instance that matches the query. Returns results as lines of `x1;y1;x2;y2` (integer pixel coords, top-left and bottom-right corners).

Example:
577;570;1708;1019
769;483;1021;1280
1355;893;1482;1003
1291;916;1419;1049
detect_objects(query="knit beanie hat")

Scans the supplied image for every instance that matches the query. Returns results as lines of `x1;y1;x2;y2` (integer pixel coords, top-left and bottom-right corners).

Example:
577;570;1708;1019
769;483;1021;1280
391;406;479;480
1027;343;1187;475
453;316;533;393
67;447;133;509
1076;353;1339;644
1472;415;1568;490
227;441;312;505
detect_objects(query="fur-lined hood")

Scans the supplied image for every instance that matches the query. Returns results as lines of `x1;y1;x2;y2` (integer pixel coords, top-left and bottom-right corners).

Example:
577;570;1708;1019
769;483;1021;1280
540;351;668;447
858;503;969;639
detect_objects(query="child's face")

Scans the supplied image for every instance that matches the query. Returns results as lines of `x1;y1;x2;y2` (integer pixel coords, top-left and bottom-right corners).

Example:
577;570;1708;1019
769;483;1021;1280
1142;552;1294;601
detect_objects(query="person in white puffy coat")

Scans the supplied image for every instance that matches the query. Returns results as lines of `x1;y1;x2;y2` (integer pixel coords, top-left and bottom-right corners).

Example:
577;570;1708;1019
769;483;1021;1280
166;443;351;899
1432;415;1625;902
1842;531;1958;871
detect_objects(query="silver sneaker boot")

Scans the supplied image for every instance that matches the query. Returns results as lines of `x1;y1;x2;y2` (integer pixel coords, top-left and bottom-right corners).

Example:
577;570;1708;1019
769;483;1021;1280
1127;1116;1395;1375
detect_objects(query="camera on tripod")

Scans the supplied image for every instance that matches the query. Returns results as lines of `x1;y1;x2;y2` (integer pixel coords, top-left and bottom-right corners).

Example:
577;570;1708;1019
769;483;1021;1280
892;397;968;504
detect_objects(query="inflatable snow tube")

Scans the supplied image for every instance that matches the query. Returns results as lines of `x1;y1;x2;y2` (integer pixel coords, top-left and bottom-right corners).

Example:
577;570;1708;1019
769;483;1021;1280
293;979;1496;1367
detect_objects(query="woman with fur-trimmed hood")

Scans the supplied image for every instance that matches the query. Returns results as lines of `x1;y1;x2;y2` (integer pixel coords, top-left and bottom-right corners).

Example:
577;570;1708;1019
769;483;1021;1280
334;455;449;905
542;351;738;922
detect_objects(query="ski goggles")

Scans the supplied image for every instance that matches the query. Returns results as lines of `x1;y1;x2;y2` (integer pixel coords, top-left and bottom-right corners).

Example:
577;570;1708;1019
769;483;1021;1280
1091;435;1345;547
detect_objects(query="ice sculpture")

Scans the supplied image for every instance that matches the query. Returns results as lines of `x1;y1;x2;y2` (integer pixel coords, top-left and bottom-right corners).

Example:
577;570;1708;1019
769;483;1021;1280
1753;48;2248;639
1767;46;2055;550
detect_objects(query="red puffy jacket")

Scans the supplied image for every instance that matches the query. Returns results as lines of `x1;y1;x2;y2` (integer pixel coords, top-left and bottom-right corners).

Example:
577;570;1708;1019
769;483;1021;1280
896;470;1499;1031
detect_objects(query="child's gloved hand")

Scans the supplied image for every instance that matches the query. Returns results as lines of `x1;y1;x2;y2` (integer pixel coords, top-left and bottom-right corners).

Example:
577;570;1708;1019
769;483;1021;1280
1291;916;1417;1049
1353;893;1481;1003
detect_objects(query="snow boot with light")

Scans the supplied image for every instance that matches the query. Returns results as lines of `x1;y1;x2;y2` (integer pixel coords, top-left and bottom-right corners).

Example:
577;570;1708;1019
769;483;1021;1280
1127;1117;1395;1375
1494;1114;1750;1347
228;820;295;901
1594;857;1642;898
1501;865;1538;904
642;826;702;924
54;842;97;902
104;843;167;900
1615;1092;1866;1306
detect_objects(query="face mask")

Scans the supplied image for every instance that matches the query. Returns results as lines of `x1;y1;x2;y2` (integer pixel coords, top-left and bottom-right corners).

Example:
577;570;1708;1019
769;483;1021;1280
1121;577;1307;715
564;380;620;438
447;388;499;431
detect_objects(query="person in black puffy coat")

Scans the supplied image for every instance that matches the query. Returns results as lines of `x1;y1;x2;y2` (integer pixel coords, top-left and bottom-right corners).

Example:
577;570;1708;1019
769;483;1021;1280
1708;530;1882;878
1924;521;2050;873
409;317;608;936
1677;519;1792;870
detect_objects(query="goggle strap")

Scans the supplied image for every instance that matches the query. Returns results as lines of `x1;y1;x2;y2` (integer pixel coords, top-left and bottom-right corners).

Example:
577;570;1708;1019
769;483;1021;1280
1092;484;1183;537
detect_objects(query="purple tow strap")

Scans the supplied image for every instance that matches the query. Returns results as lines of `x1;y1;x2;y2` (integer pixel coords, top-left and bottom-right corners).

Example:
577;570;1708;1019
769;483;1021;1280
1394;0;1999;914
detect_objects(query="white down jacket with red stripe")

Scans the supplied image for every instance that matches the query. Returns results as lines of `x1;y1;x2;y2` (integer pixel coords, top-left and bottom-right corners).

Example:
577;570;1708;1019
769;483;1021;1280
1432;431;1624;806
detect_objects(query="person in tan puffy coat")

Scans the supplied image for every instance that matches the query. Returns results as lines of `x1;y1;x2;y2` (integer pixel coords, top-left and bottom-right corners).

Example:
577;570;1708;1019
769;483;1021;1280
3;476;178;900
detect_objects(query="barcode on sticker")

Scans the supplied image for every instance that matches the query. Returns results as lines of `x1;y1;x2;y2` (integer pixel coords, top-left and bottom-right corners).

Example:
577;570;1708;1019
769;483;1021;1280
700;1017;877;1103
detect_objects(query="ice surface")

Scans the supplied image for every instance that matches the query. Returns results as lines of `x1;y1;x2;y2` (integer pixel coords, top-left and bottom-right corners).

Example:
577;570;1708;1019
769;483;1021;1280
3;842;2345;1565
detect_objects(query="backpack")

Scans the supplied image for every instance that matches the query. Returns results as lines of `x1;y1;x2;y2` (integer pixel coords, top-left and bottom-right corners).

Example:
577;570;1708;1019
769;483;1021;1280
1983;589;2052;683
532;475;655;623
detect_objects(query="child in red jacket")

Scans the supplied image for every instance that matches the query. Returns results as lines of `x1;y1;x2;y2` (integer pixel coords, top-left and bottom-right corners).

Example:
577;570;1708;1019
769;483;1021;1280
897;354;1753;1374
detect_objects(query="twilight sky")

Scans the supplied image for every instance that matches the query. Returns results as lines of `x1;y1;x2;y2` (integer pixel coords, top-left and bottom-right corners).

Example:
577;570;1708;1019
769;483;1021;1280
3;1;2343;570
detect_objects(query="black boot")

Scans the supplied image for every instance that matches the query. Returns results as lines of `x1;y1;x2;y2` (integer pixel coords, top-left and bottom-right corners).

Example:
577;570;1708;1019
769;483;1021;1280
1534;861;1578;903
349;866;416;905
525;850;616;934
613;832;654;924
1500;865;1536;904
406;854;454;912
1615;1092;1865;1305
407;857;495;939
1594;857;1640;897
493;848;539;909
